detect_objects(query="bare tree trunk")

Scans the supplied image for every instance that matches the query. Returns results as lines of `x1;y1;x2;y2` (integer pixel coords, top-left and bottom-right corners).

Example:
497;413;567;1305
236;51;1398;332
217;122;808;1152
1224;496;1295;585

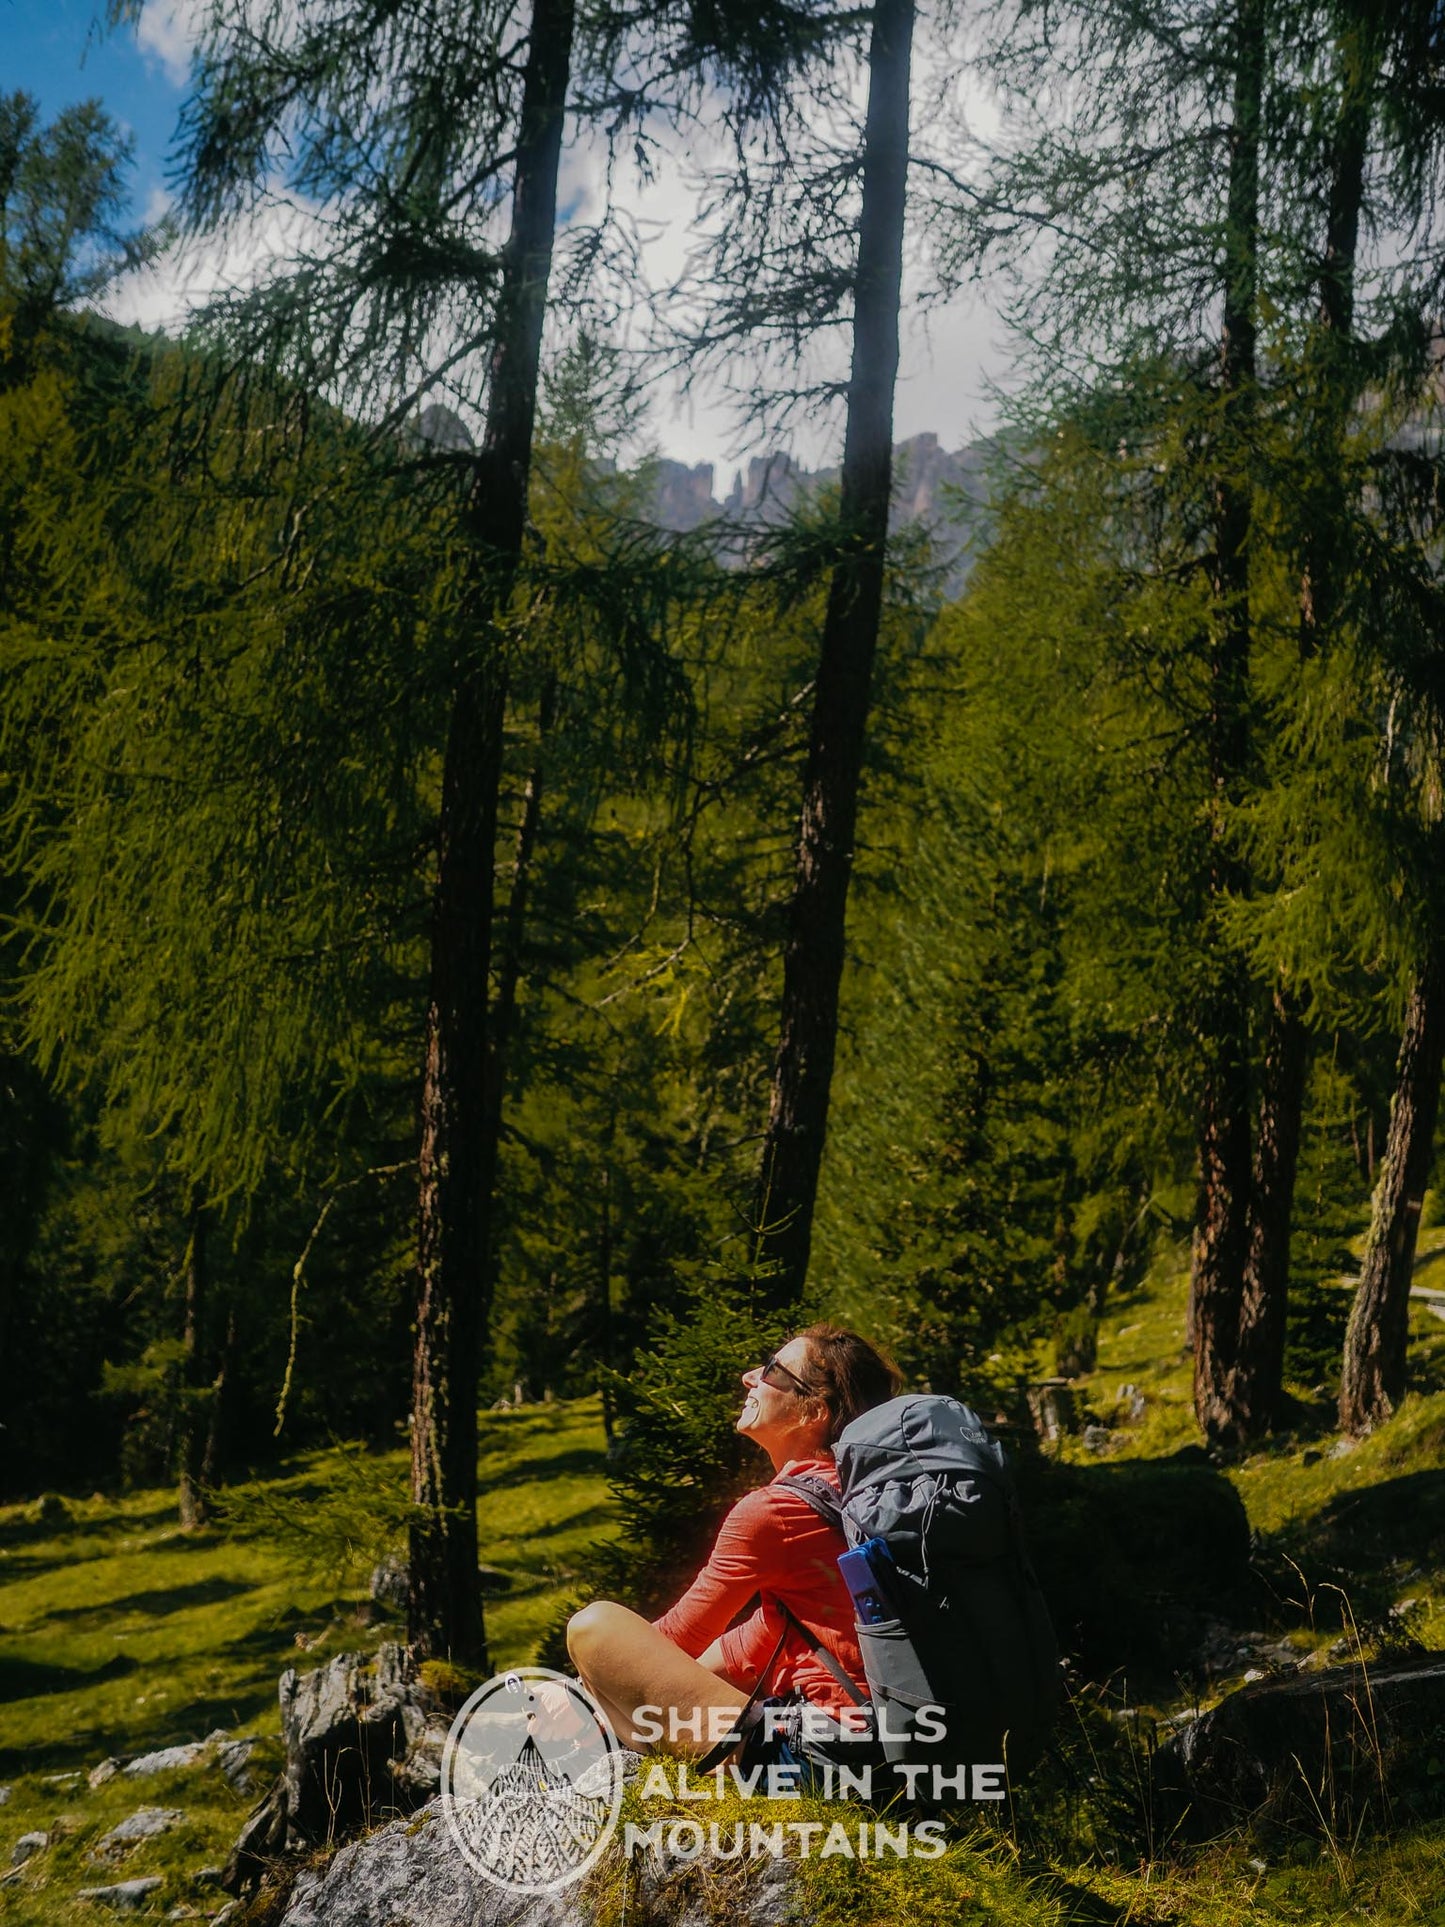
1298;12;1376;655
409;0;575;1667
1229;20;1377;1437
1191;1004;1255;1444
177;1203;208;1530
752;0;915;1304
1233;989;1308;1432
1339;942;1445;1437
597;1161;615;1447
200;1303;236;1492
486;678;554;1162
1226;30;1376;1439
1191;0;1262;1449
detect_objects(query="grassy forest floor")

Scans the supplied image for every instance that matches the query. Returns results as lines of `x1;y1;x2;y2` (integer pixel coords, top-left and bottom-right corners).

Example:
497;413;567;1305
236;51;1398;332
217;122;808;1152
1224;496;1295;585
3;1262;1445;1923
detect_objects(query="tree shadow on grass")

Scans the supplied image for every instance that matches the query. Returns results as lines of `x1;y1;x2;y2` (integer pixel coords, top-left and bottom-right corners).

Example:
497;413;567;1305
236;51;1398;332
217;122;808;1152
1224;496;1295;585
487;1503;616;1546
476;1448;608;1495
1267;1468;1445;1621
0;1498;180;1555
34;1576;253;1626
0;1644;283;1778
0;1649;139;1704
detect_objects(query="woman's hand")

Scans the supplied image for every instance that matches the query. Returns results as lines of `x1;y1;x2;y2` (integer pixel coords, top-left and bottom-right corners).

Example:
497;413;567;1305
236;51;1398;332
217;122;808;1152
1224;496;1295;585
527;1675;589;1742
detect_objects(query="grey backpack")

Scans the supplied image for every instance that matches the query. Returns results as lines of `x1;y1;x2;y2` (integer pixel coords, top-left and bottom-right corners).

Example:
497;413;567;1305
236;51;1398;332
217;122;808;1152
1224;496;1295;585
778;1393;1060;1777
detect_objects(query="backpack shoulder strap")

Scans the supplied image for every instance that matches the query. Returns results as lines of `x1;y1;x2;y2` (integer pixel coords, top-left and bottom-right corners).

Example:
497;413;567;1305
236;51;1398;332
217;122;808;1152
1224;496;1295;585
772;1472;845;1533
695;1618;789;1773
777;1600;869;1709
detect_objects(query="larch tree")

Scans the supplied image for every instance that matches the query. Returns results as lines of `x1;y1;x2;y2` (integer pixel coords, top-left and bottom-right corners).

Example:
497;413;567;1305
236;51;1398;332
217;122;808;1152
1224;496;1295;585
953;0;1418;1444
167;0;581;1665
1230;1;1387;1431
148;0;856;1652
1187;0;1266;1447
672;0;919;1303
953;0;1283;1443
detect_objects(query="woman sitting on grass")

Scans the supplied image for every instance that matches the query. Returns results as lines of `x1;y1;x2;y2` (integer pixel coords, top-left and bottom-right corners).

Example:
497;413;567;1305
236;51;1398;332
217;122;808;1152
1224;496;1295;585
566;1323;900;1755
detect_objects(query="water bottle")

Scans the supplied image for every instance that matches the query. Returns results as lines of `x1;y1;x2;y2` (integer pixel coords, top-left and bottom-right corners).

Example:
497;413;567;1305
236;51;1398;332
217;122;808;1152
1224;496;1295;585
837;1538;897;1625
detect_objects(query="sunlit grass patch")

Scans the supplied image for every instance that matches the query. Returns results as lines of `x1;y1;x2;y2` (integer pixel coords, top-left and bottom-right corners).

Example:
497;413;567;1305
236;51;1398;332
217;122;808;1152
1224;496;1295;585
0;1395;617;1919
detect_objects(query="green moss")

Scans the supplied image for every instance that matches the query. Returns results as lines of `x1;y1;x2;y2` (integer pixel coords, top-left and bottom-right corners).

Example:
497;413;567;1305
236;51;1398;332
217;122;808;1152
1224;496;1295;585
0;1396;616;1921
7;1311;1445;1925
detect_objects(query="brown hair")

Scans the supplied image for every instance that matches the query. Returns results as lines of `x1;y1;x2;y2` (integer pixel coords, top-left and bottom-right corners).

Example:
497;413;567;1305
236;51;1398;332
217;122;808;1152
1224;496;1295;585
795;1322;902;1445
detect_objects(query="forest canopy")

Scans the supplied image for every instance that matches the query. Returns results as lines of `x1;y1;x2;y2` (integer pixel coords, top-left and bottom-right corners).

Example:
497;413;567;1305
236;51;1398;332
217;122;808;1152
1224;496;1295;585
4;0;1445;1667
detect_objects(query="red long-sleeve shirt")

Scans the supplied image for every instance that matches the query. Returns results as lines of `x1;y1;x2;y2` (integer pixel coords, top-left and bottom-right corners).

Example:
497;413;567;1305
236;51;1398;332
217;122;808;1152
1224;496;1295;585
652;1455;867;1710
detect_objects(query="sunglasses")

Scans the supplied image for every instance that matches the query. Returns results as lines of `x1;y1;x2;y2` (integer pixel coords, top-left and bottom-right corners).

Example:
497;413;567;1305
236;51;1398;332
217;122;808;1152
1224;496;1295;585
758;1350;819;1398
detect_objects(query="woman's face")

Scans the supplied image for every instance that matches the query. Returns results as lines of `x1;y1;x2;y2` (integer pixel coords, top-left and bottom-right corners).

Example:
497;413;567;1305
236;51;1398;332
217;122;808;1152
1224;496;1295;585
736;1334;830;1456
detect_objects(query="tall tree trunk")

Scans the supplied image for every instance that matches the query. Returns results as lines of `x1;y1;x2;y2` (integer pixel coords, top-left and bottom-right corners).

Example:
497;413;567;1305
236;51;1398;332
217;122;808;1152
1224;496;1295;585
752;0;915;1304
486;677;554;1162
177;1201;209;1530
473;683;552;1397
1339;940;1445;1437
200;1303;236;1492
597;1160;615;1447
1191;0;1262;1448
1298;14;1376;655
1233;989;1308;1431
1230;27;1378;1437
408;0;575;1667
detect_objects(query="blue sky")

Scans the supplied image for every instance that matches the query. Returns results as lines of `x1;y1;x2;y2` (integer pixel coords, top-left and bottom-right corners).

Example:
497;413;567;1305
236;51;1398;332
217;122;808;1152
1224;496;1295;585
3;1;186;221
0;0;1002;472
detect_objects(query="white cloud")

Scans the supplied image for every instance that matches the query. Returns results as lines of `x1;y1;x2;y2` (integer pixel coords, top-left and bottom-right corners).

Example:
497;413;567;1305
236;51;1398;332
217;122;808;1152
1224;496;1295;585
135;0;207;87
104;0;1015;480
102;196;323;335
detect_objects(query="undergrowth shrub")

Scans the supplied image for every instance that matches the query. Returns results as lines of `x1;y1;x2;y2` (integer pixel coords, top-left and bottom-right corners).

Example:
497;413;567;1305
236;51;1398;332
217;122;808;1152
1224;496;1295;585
537;1271;789;1663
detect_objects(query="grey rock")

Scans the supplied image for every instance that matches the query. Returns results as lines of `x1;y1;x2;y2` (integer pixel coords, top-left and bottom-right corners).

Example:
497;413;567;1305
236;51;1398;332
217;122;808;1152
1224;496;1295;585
275;1796;804;1927
646;461;719;533
90;1757;124;1788
413;405;474;455
1117;1383;1148;1422
1026;1379;1076;1442
647;433;991;597
124;1729;230;1778
225;1644;432;1894
92;1806;186;1858
0;1786;10;1805
281;1645;426;1840
1082;1424;1113;1453
192;1865;226;1886
77;1876;165;1912
11;1830;49;1866
216;1739;256;1794
277;1800;581;1925
1156;1656;1445;1833
368;1557;408;1613
43;1770;83;1788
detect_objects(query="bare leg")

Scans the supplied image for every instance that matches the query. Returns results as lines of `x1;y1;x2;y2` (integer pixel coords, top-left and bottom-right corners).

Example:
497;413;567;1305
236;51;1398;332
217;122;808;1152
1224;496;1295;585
567;1600;748;1756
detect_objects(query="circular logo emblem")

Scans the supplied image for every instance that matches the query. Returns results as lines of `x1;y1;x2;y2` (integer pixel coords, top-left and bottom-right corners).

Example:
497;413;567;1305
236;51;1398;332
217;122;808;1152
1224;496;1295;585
441;1667;624;1893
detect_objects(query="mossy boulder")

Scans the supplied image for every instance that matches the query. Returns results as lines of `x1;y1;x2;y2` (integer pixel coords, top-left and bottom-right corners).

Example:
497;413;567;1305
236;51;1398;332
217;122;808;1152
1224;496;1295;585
1155;1656;1445;1835
1016;1452;1255;1686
